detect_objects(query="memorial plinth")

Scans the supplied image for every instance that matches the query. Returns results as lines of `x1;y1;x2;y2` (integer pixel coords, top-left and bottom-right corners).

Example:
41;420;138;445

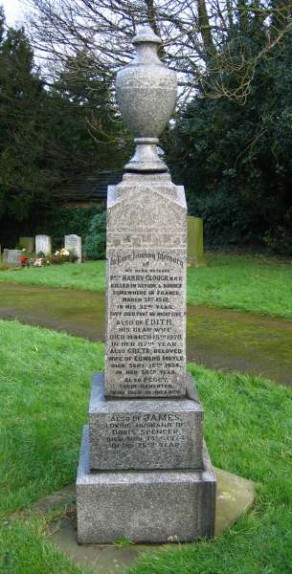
105;173;187;399
76;26;216;544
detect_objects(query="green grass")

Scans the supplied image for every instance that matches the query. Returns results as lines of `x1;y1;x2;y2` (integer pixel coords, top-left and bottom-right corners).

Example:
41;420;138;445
0;320;103;517
187;253;292;319
1;519;85;574
0;261;105;292
0;320;102;573
0;320;292;573
130;363;292;574
0;253;291;318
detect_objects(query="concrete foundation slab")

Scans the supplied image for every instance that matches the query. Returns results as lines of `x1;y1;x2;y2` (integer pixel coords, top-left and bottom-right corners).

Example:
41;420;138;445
46;468;255;574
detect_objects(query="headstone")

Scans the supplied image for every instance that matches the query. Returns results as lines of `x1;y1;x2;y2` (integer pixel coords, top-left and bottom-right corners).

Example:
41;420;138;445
2;249;22;266
64;234;82;263
3;249;8;264
76;26;216;544
35;235;51;256
19;236;35;254
187;216;206;267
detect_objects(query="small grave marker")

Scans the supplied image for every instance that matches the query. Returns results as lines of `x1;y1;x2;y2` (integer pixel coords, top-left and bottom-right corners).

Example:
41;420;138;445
3;249;22;266
64;234;82;263
19;237;35;254
187;216;206;267
35;235;51;256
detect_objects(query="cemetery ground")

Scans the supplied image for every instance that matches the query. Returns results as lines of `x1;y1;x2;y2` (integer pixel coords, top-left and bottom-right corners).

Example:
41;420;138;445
0;252;291;573
0;253;291;385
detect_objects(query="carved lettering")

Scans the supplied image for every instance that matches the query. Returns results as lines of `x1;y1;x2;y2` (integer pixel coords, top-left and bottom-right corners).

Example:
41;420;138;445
105;251;186;396
95;413;186;450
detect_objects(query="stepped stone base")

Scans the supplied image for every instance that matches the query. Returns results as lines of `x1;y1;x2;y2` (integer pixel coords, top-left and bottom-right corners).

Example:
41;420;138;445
89;373;203;470
76;426;216;544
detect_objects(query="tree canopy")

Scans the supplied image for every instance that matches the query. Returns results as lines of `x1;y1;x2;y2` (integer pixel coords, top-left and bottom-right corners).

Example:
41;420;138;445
0;2;291;253
43;50;129;182
24;0;292;102
167;14;292;251
0;6;128;239
0;14;47;221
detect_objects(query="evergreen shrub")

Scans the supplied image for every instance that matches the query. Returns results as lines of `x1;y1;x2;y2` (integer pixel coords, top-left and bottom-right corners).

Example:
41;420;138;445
84;211;107;259
263;208;292;256
189;190;260;248
44;205;105;248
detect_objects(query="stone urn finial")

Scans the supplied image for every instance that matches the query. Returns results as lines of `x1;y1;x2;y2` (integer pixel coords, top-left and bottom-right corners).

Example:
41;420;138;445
116;25;177;172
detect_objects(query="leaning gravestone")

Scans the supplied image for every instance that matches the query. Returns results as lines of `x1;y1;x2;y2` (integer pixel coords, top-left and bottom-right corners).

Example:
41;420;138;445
64;234;82;263
76;26;216;543
35;235;51;256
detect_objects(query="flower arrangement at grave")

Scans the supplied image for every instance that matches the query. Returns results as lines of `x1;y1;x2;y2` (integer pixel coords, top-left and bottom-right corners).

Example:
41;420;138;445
16;247;79;268
29;251;50;267
33;256;50;267
49;247;78;264
18;249;30;267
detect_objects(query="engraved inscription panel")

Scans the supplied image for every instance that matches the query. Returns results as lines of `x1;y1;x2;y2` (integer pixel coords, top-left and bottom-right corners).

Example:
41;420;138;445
89;409;203;470
96;412;185;450
105;249;186;398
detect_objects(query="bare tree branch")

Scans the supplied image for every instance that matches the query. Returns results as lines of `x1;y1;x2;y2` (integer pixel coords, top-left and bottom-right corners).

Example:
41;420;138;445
23;0;292;102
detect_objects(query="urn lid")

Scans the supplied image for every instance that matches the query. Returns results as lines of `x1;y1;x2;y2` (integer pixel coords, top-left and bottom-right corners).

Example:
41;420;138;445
132;25;162;46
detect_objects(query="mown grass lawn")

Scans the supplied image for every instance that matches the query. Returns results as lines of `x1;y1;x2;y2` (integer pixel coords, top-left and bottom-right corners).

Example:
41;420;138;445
0;261;105;292
187;253;292;318
0;253;291;318
1;320;292;574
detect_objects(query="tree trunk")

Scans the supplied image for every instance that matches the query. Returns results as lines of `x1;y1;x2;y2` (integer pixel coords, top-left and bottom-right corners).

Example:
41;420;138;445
197;0;215;56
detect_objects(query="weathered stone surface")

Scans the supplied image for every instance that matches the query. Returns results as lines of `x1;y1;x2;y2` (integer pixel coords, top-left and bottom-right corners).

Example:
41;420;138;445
40;468;254;574
76;26;216;546
116;29;176;141
64;234;82;263
89;373;203;471
3;249;21;265
35;235;51;256
116;27;177;173
215;468;255;535
77;426;216;544
105;173;187;399
50;470;255;574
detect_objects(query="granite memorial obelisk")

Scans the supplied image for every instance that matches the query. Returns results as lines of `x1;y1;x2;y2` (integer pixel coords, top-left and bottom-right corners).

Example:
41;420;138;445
76;26;216;543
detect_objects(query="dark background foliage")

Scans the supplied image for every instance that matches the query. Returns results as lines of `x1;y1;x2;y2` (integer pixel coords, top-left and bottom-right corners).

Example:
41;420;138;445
0;5;128;249
167;21;292;253
0;2;291;255
42;206;106;250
